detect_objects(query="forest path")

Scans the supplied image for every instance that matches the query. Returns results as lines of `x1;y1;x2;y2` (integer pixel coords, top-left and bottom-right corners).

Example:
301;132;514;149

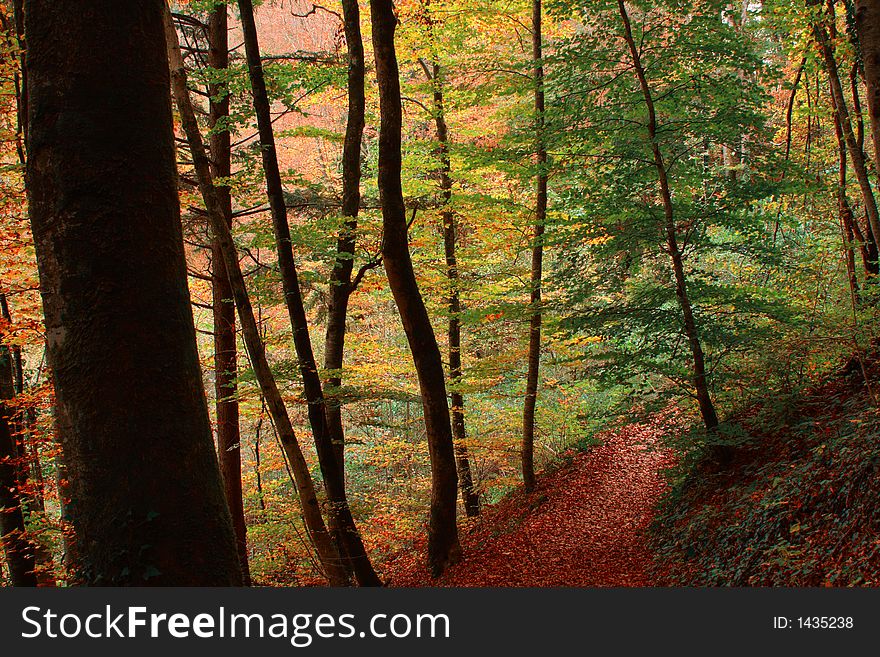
389;420;674;586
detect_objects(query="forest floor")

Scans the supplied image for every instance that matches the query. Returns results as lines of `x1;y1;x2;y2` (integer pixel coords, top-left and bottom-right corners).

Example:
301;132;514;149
387;357;880;587
387;418;676;586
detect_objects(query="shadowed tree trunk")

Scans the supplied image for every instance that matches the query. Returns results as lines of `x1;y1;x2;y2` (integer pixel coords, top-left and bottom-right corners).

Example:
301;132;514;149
236;0;380;587
26;0;242;585
855;0;880;186
522;0;547;492
323;0;367;490
370;0;461;576
617;0;721;440
163;5;347;587
0;343;37;586
208;3;251;586
0;295;53;585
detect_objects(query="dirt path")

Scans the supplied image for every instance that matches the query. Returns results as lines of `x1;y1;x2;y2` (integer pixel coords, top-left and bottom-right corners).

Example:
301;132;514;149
389;421;673;586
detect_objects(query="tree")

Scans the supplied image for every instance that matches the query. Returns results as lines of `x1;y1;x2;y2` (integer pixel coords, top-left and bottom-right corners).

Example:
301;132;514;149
163;3;349;587
616;0;720;435
811;0;880;261
370;0;461;576
548;0;781;448
418;0;480;516
0;340;36;586
323;0;370;488
855;0;880;189
522;0;547;492
25;0;242;585
208;0;251;587
235;0;381;587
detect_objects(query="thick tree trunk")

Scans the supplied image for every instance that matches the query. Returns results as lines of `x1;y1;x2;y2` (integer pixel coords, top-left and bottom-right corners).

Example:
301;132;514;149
163;6;347;587
208;4;251;586
423;57;480;517
618;0;721;439
855;0;880;185
522;0;547;492
236;0;380;587
26;0;242;585
0;345;37;586
813;12;880;264
370;0;461;576
323;0;366;490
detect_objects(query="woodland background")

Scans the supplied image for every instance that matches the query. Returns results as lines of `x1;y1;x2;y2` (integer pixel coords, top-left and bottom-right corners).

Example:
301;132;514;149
2;0;880;586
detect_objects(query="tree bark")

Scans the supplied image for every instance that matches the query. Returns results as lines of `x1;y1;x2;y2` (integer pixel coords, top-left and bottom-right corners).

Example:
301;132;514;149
323;0;366;491
208;3;251;586
163;5;347;587
236;0;380;587
0;344;37;586
522;0;547;492
370;0;461;576
26;0;242;585
617;0;721;438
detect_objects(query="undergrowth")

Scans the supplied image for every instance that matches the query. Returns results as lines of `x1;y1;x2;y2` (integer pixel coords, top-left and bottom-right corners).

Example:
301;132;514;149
649;361;880;586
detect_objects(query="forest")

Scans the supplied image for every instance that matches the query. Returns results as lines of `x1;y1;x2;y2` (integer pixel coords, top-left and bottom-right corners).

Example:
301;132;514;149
1;0;880;587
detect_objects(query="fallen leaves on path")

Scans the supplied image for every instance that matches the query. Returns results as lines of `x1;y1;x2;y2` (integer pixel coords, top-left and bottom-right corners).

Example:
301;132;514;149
388;419;675;587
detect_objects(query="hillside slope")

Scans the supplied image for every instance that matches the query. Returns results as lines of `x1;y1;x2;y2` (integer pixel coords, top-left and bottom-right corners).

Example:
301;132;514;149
651;365;880;586
388;365;880;587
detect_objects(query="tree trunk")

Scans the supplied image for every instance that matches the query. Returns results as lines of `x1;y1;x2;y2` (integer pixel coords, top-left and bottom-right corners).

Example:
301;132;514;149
0;344;37;586
236;0;380;587
617;0;721;439
26;0;241;585
163;5;347;587
813;9;880;264
0;296;53;585
855;0;880;185
208;3;251;586
522;0;547;492
370;0;461;576
323;0;366;490
832;86;863;296
421;56;480;517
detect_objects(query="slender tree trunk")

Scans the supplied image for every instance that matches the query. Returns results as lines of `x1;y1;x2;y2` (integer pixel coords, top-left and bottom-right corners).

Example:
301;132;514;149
253;407;267;512
522;0;547;492
4;3;47;521
370;0;461;576
163;6;347;587
10;0;26;165
324;0;367;489
813;9;880;262
208;4;251;586
832;84;864;293
0;296;53;585
26;0;241;585
420;57;480;516
850;65;866;153
0;344;36;586
235;0;380;587
618;0;720;438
